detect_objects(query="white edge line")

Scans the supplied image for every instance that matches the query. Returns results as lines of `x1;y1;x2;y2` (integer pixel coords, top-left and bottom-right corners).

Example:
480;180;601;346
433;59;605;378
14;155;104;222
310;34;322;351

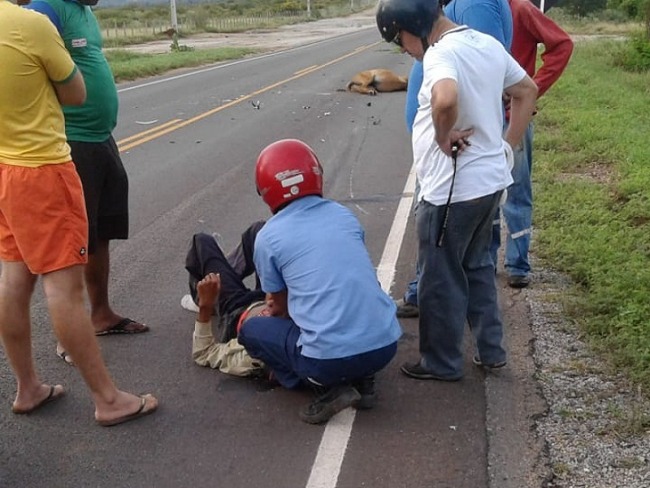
376;165;417;292
305;163;417;488
305;409;356;488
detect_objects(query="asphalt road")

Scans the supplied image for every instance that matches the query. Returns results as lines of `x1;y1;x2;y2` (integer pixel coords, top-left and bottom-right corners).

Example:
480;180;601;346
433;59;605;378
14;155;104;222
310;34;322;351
0;27;546;488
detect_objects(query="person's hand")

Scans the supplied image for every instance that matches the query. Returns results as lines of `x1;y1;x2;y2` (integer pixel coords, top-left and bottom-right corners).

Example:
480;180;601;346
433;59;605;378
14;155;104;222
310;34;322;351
503;140;514;171
196;273;220;322
265;291;289;317
437;128;473;157
502;92;512;112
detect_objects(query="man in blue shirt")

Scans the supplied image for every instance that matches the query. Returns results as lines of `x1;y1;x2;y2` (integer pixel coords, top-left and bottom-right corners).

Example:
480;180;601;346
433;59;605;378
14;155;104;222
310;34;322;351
238;139;402;424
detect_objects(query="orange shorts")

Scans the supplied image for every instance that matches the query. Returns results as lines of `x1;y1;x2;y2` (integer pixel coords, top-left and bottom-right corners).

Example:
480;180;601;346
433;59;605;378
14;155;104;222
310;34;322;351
0;162;88;274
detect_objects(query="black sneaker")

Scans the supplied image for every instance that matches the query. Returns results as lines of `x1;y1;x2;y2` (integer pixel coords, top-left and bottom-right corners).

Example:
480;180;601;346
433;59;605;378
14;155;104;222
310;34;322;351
352;375;376;410
299;385;361;425
507;275;530;288
400;361;461;382
472;356;507;369
395;299;419;318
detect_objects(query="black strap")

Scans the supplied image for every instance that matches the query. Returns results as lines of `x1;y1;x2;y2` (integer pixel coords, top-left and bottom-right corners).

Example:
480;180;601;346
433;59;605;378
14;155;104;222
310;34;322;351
436;143;459;247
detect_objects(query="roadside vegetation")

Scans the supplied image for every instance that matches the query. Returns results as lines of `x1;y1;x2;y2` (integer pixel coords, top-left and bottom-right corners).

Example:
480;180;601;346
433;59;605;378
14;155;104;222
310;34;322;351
533;36;650;392
106;47;256;82
98;1;650;391
531;0;650;394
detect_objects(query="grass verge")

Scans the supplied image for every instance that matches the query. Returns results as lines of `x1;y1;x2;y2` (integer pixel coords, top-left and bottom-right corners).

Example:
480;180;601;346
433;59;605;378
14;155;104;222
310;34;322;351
534;38;650;392
106;47;257;82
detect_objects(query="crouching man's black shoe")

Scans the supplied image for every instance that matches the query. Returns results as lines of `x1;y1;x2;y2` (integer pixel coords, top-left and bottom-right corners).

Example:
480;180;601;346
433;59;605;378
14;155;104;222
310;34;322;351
352;375;376;410
299;385;361;424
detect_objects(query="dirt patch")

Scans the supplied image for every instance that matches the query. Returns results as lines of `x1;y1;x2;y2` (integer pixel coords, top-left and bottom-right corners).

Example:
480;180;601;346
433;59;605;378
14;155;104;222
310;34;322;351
557;161;616;185
118;11;377;54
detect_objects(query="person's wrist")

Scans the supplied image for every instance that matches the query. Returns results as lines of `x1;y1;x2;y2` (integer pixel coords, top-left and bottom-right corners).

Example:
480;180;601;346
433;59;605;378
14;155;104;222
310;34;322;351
197;304;213;323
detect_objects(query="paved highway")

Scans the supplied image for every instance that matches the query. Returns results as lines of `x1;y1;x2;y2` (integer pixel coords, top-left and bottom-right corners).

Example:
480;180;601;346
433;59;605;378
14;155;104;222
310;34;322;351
0;28;544;488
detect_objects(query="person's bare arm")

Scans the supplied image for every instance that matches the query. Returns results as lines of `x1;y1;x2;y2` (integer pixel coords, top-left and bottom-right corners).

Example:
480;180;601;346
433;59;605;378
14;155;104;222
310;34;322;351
503;75;538;149
197;273;220;323
52;68;86;106
266;290;288;318
431;79;473;156
192;272;262;375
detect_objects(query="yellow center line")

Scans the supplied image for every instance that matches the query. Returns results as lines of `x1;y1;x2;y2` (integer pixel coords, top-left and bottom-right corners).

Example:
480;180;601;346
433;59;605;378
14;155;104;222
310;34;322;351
117;119;183;147
294;65;319;76
116;42;379;152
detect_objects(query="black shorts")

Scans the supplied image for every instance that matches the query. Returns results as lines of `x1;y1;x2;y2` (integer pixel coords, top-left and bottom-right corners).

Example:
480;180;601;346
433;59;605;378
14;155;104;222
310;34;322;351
69;136;129;253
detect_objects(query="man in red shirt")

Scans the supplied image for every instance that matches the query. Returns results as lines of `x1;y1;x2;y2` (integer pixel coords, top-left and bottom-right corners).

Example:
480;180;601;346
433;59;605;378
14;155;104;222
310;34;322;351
494;0;573;288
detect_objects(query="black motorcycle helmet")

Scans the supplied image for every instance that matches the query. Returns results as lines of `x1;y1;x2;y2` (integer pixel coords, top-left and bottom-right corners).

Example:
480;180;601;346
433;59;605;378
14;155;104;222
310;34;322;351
376;0;442;52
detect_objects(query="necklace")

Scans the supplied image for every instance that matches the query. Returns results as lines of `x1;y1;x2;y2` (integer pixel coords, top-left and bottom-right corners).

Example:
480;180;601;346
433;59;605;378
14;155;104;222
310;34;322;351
433;25;469;45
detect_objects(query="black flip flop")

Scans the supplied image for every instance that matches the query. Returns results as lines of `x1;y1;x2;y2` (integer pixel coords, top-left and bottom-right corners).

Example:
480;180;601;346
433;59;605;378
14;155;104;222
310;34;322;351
95;318;150;336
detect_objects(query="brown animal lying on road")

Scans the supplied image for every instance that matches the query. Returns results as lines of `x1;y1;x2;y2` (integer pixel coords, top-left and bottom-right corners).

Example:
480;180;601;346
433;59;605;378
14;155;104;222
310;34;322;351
346;69;408;95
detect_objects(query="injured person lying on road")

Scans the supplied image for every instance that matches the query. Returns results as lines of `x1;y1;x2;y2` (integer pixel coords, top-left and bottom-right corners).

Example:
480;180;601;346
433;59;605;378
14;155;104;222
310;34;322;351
182;223;270;378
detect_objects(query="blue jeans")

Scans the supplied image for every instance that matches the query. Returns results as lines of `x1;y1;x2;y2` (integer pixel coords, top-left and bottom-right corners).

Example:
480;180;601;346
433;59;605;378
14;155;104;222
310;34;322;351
417;193;507;379
491;123;534;276
239;316;398;389
404;271;419;305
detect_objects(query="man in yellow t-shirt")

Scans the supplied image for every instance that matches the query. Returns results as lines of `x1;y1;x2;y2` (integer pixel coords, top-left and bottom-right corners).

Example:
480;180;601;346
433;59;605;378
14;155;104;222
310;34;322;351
0;0;158;426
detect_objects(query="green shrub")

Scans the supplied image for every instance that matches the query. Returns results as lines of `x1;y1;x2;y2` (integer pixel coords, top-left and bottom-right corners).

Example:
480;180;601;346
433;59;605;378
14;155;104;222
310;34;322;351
617;33;650;70
608;0;649;18
561;0;608;16
277;1;303;12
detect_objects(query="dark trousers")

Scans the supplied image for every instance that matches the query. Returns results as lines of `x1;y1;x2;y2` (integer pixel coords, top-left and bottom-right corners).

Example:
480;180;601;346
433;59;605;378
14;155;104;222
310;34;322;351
239;316;397;389
184;221;266;319
417;193;506;379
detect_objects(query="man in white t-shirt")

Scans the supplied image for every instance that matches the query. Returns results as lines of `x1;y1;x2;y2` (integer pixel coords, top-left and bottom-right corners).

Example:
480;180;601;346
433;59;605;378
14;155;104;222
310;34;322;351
377;0;538;380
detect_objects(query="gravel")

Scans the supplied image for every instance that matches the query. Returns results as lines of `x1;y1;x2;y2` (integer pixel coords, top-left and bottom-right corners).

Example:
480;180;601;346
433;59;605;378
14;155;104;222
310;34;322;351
527;265;650;487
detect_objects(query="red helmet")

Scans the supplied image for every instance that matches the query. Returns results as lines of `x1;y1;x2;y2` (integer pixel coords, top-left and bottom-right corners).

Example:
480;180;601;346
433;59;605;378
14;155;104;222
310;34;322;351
255;139;323;213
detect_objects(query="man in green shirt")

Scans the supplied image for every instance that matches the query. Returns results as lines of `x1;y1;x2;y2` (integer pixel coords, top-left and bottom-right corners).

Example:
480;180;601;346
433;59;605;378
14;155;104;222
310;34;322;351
24;0;149;364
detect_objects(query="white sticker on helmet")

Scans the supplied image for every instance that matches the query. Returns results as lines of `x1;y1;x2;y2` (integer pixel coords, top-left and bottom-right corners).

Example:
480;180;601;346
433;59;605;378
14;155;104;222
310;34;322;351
281;174;304;187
